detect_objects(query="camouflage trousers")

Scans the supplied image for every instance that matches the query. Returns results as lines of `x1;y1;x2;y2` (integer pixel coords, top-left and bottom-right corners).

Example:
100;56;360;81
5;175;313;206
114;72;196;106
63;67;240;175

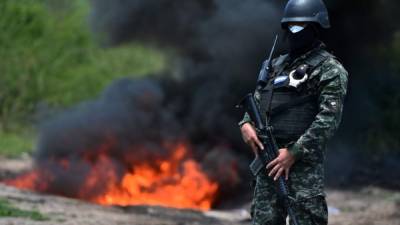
251;168;328;225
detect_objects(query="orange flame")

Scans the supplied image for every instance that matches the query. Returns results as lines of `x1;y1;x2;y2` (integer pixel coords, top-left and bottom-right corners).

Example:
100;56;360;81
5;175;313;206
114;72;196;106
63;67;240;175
5;169;48;191
4;143;219;211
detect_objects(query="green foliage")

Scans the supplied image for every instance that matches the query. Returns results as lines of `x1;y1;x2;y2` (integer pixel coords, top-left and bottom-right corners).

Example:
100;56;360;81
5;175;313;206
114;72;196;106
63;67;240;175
0;0;165;131
44;44;165;107
0;198;48;221
0;131;34;157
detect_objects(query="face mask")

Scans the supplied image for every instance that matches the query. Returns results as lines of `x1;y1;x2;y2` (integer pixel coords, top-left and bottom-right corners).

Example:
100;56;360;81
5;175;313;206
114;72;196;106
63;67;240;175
288;24;306;34
287;25;317;54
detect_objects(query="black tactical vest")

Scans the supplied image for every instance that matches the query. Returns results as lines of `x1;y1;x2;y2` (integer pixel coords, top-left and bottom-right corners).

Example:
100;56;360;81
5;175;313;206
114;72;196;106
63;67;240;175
259;49;333;141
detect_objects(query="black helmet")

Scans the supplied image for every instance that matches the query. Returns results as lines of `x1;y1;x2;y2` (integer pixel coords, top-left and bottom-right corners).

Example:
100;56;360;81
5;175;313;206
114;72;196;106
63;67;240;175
281;0;330;29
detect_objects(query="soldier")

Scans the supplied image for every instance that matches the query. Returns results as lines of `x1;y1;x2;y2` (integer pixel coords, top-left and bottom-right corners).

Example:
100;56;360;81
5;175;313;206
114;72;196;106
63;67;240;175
239;0;348;224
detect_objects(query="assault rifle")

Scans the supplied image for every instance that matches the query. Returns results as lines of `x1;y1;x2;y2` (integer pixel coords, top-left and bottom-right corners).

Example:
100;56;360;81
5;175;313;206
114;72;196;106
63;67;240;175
237;35;300;225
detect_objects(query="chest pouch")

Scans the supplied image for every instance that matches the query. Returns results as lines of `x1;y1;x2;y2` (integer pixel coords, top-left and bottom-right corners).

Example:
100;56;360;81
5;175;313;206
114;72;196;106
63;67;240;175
260;84;318;140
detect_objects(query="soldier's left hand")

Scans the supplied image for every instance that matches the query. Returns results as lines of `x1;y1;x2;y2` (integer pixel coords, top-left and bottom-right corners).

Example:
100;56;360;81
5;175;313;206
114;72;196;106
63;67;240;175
266;148;295;181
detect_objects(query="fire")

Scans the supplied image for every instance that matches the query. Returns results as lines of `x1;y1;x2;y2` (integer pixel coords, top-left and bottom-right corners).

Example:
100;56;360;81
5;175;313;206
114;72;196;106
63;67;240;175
4;143;219;211
5;169;50;191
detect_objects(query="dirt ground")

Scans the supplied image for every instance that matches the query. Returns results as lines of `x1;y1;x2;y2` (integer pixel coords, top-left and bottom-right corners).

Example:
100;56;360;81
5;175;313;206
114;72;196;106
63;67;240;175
327;187;400;225
0;157;399;225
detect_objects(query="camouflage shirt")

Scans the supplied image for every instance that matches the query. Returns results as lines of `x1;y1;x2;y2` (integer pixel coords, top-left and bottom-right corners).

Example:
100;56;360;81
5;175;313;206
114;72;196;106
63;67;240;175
240;44;348;197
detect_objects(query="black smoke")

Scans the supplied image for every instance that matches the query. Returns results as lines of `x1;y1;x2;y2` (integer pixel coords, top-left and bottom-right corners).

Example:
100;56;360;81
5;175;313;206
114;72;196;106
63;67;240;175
38;79;178;162
88;0;282;150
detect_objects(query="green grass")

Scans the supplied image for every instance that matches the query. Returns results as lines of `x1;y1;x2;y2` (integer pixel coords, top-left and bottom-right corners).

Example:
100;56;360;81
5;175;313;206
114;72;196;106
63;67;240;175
0;198;48;221
0;132;34;157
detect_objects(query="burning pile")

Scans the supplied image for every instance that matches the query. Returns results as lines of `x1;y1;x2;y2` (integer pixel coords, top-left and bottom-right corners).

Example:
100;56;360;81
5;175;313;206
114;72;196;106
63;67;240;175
6;142;218;210
4;79;225;210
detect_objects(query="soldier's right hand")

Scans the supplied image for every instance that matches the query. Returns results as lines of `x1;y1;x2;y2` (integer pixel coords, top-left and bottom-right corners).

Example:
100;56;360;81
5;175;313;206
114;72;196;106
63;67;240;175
240;123;264;153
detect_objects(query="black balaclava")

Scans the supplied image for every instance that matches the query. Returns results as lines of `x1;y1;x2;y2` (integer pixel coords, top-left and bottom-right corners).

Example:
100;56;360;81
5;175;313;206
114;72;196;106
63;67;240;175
287;24;319;56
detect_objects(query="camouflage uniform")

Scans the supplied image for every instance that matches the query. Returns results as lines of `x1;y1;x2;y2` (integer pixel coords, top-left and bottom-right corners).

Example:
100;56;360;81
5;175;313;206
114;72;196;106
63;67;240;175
239;44;348;225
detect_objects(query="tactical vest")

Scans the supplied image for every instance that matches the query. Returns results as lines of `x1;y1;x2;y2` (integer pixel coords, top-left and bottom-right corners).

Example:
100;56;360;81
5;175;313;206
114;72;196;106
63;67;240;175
259;49;333;141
